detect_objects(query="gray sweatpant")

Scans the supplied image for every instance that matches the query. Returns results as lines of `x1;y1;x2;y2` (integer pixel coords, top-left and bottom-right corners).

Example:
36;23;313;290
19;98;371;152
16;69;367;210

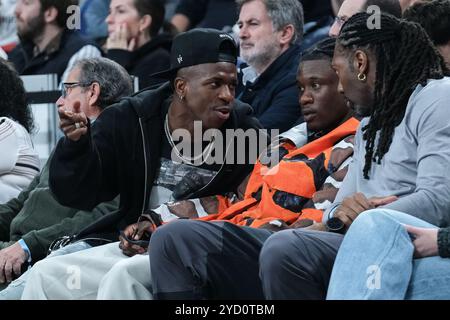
150;220;343;300
150;220;273;299
260;228;344;299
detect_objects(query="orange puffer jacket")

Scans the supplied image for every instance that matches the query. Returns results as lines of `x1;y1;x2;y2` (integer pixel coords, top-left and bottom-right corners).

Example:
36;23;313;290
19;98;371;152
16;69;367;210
197;117;359;229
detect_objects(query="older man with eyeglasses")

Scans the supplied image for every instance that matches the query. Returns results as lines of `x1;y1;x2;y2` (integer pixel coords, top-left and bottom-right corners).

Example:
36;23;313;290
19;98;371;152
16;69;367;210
0;57;132;300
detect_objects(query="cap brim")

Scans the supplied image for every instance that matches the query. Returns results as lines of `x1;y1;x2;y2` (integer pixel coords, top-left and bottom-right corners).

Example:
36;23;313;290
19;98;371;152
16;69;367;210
149;67;179;81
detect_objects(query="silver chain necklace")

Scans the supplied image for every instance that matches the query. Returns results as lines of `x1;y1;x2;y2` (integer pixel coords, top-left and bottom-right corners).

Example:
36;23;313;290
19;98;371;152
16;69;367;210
164;114;216;165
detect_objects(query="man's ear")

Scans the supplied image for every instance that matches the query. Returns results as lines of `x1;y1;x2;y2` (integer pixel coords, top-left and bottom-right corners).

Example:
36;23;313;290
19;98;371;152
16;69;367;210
278;24;295;46
139;14;152;33
43;6;58;25
88;82;101;107
174;77;187;98
353;49;369;75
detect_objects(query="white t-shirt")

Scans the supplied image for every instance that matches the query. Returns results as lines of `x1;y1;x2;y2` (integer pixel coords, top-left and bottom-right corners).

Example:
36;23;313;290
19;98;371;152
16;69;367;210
0;117;40;203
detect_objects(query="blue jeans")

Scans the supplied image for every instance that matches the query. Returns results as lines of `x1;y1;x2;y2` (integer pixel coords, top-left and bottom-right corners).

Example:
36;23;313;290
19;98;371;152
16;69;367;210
326;209;450;300
0;241;91;300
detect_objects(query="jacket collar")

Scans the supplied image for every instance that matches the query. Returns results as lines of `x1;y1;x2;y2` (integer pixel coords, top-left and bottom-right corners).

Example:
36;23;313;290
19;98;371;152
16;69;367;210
246;44;301;89
32;31;63;58
21;29;66;60
132;33;172;60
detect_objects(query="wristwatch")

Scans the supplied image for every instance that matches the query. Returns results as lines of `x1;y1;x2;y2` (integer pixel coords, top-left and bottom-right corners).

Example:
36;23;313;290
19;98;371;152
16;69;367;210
326;217;346;234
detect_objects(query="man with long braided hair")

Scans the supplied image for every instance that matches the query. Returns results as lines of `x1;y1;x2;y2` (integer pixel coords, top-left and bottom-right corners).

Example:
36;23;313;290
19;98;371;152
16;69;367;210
338;11;448;179
326;8;450;299
257;12;450;299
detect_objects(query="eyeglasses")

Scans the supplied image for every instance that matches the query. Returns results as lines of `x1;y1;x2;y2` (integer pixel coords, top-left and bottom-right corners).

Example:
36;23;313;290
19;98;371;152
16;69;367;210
334;15;348;27
61;82;92;98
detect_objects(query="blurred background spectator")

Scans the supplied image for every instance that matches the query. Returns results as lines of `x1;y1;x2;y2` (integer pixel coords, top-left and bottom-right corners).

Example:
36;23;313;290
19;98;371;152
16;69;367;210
0;59;40;204
104;0;171;89
236;0;304;133
300;0;334;51
169;0;335;51
171;0;237;33
329;0;402;37
0;0;19;54
79;0;110;43
302;0;333;23
8;0;101;83
403;0;450;68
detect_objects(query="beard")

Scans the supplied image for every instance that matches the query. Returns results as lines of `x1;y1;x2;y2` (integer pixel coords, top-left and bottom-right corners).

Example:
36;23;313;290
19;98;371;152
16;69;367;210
353;103;372;118
240;36;281;71
17;12;46;43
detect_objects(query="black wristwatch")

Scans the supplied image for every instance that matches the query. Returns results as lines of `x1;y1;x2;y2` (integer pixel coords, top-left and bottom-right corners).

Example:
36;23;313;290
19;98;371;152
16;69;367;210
326;217;346;234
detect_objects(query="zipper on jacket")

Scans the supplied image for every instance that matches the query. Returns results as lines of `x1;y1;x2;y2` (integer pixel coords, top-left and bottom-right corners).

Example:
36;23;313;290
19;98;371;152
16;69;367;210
139;118;149;214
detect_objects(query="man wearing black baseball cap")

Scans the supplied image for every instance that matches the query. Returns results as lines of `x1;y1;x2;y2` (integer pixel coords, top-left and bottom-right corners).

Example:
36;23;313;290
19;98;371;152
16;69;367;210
22;29;264;299
154;28;238;80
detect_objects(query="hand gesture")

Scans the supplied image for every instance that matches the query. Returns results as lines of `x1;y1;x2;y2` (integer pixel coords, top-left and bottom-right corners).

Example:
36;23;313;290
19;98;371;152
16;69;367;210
58;102;88;142
334;193;397;228
0;242;28;283
106;23;137;51
404;225;439;258
119;221;153;257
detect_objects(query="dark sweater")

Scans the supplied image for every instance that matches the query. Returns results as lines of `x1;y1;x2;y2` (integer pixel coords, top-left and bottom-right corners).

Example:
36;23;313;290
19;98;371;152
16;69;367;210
106;33;172;89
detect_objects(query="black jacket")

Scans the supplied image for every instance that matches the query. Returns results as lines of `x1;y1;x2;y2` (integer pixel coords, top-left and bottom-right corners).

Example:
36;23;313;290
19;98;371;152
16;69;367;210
300;0;333;23
174;0;237;31
237;44;303;134
9;30;97;81
49;82;264;240
106;33;172;89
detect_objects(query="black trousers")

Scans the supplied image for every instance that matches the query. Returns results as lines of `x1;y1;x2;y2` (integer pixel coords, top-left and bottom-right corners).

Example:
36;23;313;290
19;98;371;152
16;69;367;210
149;220;343;300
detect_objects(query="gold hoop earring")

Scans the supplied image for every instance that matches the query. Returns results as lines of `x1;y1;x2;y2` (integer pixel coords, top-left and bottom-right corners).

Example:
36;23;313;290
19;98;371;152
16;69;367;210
357;73;367;82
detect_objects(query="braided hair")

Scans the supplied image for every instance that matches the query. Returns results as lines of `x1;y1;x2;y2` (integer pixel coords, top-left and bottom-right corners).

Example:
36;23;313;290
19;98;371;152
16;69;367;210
337;12;449;179
301;37;336;62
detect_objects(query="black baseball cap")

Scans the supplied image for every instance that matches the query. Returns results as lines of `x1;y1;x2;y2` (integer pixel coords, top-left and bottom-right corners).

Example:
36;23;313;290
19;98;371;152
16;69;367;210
153;28;238;80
